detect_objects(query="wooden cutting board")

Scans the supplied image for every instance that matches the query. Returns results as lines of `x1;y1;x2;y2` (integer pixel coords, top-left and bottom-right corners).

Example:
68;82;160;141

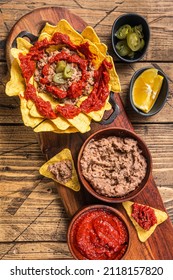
6;7;173;260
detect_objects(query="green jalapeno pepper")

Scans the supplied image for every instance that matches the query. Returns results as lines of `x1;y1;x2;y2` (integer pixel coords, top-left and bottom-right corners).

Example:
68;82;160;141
115;24;132;39
53;73;66;84
127;32;141;51
63;64;73;78
56;60;67;73
115;40;131;56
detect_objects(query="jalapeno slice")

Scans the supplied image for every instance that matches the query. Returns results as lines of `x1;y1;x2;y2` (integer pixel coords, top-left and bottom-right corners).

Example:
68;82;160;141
115;24;132;39
127;32;141;51
139;38;145;50
115;40;131;57
53;73;66;84
127;50;135;59
56;60;67;73
63;64;73;78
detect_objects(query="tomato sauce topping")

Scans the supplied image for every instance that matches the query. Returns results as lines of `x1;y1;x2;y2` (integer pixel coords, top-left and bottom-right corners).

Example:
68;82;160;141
131;203;157;230
24;84;56;119
71;208;128;260
19;32;112;119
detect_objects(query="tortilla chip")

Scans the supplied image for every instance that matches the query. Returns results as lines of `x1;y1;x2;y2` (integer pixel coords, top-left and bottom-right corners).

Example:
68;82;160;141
29;103;44;118
106;55;121;93
38;32;51;41
87;100;112;121
82;38;105;69
76;96;111;122
50;117;70;131
95;43;108;56
67;112;91;133
33;119;57;132
40;22;58;36
10;48;23;58
81;26;108;56
5;58;25;96
81;26;100;44
39;148;80;191
20;97;43;128
52;19;83;46
17;37;32;53
53;127;79;134
122;201;168;242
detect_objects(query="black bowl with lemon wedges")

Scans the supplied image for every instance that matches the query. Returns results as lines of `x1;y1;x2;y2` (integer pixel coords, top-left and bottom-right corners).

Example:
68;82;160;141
129;67;169;116
111;13;150;62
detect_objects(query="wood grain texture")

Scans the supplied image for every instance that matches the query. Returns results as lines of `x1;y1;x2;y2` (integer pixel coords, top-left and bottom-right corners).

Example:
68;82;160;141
0;0;173;260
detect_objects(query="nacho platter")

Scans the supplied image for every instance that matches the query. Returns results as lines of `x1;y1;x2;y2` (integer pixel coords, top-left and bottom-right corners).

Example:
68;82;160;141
6;7;173;259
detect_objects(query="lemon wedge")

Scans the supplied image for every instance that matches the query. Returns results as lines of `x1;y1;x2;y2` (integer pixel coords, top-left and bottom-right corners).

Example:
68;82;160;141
132;68;164;113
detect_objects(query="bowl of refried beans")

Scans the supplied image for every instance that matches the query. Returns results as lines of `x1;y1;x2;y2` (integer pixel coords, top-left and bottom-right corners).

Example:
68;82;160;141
77;127;152;203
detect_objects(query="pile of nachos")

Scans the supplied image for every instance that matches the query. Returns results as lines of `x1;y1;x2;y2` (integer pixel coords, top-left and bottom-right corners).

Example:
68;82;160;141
6;19;121;133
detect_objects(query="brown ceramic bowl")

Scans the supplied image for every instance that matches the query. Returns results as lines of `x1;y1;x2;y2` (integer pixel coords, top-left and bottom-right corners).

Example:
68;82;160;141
67;204;130;260
77;127;152;203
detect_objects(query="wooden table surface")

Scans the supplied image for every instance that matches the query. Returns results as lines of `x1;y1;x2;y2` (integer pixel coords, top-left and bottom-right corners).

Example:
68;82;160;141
0;0;173;260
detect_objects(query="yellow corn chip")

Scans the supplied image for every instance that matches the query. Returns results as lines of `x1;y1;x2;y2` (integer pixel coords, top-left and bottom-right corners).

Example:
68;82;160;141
39;148;80;191
95;43;108;56
20;97;43;128
87;98;112;121
40;22;58;36
81;26;100;44
17;37;32;52
67;112;91;133
82;38;105;69
81;26;108;56
53;127;79;134
106;55;121;93
6;58;25;96
30;104;44;118
122;201;168;242
52;19;83;46
34;119;57;132
50;117;70;131
38;32;52;41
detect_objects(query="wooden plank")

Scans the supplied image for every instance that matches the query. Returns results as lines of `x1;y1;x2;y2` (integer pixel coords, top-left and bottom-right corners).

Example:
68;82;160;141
0;242;71;260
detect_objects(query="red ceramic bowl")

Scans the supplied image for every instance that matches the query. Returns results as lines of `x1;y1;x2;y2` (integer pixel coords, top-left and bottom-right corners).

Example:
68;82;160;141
67;204;130;260
77;127;152;203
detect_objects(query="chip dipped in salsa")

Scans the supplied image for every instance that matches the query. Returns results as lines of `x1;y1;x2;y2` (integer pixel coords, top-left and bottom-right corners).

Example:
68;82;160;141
6;20;121;133
122;201;168;242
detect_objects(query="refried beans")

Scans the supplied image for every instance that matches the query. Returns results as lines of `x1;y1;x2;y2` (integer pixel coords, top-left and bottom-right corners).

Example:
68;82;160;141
80;136;147;197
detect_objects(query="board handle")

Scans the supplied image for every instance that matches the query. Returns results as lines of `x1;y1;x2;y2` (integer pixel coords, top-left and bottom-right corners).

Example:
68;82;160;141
12;31;38;47
99;92;120;125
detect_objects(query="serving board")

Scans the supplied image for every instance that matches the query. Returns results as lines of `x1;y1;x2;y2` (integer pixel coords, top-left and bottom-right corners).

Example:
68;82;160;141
6;7;173;260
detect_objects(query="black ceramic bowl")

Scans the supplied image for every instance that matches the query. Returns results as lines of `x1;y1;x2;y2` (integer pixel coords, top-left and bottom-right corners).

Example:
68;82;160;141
111;13;150;62
129;67;169;116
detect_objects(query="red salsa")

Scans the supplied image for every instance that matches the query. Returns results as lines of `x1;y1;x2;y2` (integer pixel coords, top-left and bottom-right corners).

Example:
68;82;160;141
19;32;113;119
71;208;129;260
131;202;157;230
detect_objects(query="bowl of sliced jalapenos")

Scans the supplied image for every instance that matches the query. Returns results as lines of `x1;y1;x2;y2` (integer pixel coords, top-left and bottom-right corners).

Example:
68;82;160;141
111;13;150;62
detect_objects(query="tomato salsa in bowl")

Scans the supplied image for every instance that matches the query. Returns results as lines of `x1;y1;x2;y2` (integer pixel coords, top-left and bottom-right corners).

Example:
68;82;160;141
77;127;152;203
67;205;130;260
